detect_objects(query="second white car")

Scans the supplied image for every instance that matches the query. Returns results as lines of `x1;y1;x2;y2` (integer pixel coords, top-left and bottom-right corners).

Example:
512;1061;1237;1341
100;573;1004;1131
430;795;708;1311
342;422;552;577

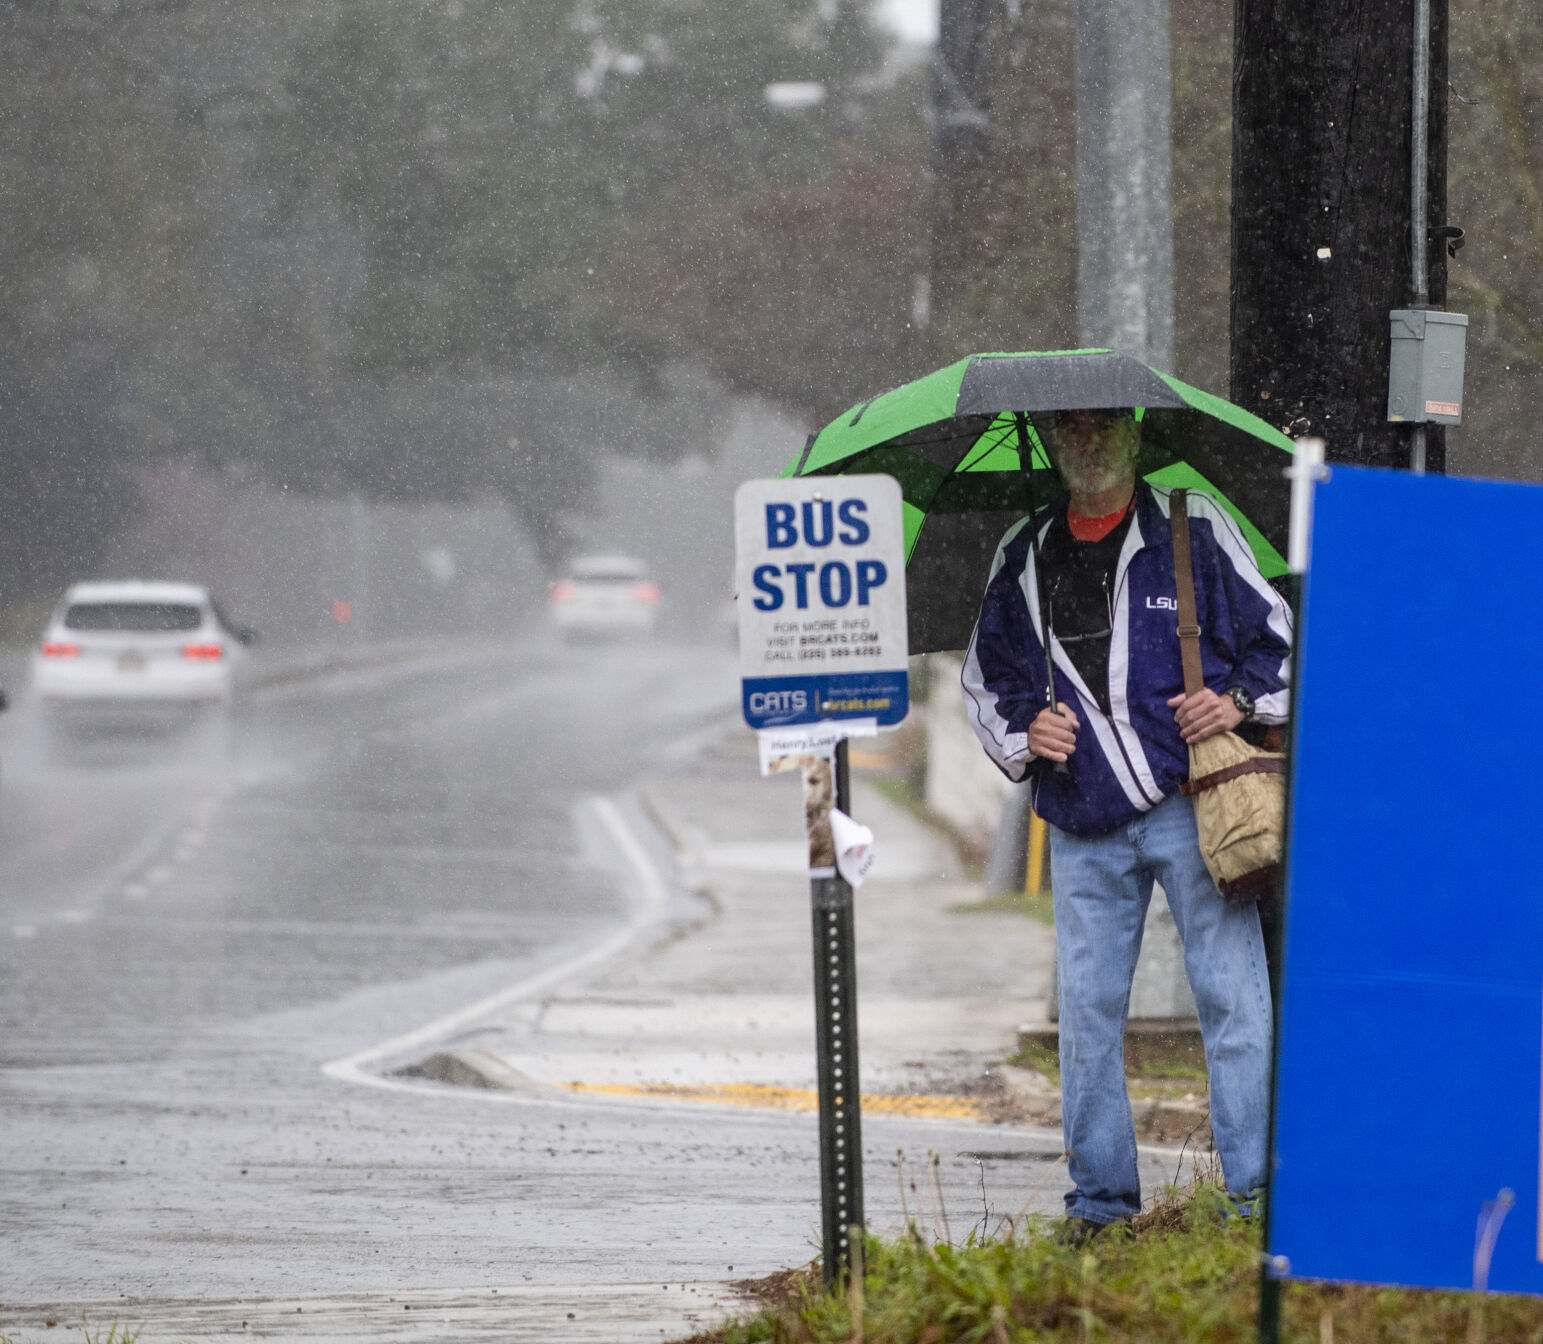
548;555;660;640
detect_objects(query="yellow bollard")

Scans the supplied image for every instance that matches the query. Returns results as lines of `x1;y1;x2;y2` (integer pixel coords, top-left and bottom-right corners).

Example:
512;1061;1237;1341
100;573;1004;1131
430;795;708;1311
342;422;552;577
1025;812;1047;897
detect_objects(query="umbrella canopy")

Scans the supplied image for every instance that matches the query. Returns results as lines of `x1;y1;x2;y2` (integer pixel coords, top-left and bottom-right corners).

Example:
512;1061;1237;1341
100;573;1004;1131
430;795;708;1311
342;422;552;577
782;349;1295;653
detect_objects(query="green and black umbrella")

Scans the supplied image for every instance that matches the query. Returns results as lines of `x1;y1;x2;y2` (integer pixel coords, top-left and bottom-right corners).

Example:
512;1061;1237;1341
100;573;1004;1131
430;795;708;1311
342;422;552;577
782;348;1296;654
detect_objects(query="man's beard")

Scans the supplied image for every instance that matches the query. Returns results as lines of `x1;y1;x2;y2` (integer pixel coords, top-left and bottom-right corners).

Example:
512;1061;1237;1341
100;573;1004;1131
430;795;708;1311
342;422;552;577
1059;447;1133;497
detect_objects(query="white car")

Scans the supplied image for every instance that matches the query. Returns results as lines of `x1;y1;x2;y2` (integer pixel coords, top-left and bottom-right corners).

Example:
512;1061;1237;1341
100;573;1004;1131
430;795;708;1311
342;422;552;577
548;555;660;639
32;581;253;711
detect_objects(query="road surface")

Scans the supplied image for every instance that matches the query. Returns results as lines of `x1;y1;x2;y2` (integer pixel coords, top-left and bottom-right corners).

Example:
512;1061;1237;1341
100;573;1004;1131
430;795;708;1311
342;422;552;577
0;638;1113;1341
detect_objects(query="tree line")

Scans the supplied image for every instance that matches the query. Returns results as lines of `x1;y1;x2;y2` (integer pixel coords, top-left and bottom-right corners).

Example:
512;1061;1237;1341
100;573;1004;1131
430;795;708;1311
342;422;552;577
3;0;1539;599
0;0;926;593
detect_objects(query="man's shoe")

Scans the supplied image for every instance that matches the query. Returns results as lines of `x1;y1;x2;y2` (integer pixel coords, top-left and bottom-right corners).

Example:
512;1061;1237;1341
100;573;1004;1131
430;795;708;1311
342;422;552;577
1057;1216;1112;1248
1225;1188;1265;1221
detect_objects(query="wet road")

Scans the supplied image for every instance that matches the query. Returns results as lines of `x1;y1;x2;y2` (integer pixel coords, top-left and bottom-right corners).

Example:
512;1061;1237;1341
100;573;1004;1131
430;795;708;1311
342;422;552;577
0;641;802;1302
0;638;1074;1338
0;642;722;1068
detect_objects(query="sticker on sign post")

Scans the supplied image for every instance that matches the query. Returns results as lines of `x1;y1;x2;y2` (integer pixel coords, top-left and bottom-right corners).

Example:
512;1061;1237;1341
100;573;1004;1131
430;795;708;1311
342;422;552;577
756;719;877;776
735;475;909;730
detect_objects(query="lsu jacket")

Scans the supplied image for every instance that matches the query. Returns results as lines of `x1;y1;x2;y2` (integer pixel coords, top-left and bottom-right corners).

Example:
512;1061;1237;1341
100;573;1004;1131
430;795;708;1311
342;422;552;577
961;481;1292;837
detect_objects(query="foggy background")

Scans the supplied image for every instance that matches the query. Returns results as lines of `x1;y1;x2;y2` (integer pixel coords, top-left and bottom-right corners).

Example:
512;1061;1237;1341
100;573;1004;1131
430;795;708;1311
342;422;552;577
1;0;1535;648
96;389;803;647
0;0;929;649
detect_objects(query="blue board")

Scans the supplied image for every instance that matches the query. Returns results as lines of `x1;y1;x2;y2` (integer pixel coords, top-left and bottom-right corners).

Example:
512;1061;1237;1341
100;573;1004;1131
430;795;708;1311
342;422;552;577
1270;465;1543;1294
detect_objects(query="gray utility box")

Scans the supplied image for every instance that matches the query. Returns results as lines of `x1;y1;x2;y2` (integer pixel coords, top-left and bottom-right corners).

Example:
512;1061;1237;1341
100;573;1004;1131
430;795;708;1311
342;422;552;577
1387;308;1468;424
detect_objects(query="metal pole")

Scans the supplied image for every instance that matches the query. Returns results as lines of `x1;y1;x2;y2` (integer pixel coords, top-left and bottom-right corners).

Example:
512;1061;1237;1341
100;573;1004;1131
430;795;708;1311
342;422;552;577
1258;438;1325;1344
1026;812;1048;896
1075;0;1175;369
1255;581;1295;1344
1014;414;1059;711
984;784;1032;896
1409;0;1431;476
811;739;864;1287
1410;0;1430;309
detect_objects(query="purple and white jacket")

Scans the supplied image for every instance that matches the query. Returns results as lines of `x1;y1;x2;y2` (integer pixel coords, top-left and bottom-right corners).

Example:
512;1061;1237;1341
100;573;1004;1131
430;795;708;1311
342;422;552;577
961;481;1292;837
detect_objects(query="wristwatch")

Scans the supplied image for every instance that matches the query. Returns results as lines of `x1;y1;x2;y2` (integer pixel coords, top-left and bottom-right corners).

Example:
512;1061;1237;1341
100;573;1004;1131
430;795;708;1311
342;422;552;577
1225;686;1255;721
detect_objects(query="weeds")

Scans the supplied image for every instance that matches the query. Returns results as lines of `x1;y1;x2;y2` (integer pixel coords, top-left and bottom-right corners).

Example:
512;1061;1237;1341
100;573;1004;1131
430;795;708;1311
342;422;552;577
1007;1033;1209;1096
1009;1041;1062;1087
949;890;1056;925
681;1182;1543;1343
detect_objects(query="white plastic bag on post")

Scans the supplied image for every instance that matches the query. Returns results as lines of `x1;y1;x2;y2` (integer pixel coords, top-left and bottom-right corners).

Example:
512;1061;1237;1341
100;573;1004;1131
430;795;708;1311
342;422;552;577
829;807;876;888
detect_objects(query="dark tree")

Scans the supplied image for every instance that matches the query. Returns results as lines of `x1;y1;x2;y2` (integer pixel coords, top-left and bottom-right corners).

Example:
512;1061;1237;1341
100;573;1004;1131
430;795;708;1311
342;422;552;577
1231;0;1451;470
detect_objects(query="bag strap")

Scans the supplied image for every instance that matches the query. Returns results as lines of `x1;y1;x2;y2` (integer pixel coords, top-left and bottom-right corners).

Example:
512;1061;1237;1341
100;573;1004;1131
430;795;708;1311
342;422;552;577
1170;488;1205;697
1179;755;1286;796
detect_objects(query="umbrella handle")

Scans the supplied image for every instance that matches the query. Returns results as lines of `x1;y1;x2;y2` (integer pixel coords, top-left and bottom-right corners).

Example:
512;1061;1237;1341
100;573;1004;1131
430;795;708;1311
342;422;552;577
1041;701;1073;777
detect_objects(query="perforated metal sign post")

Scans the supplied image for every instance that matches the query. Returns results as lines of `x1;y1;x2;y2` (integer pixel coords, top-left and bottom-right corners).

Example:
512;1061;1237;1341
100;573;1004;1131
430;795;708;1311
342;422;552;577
735;474;908;1287
1263;466;1543;1334
811;743;864;1286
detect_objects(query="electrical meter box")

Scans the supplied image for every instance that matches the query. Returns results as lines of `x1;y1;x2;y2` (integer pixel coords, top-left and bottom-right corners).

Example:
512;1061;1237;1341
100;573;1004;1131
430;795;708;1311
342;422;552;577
1387;308;1468;424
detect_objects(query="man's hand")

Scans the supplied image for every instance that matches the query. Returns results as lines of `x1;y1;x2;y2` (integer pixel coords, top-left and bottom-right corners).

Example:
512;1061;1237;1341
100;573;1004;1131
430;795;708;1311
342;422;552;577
1167;688;1245;744
1028;702;1080;762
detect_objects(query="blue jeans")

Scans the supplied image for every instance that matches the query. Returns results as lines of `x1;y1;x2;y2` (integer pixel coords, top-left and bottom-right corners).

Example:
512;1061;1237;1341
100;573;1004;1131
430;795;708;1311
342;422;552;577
1049;793;1273;1223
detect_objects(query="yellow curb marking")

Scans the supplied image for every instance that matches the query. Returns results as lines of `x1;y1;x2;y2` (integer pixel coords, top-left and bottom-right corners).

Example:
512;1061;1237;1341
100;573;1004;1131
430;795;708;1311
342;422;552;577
559;1080;989;1120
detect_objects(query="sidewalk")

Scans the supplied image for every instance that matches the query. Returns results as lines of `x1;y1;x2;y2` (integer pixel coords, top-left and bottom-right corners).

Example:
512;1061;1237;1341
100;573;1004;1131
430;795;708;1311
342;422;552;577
410;723;1058;1123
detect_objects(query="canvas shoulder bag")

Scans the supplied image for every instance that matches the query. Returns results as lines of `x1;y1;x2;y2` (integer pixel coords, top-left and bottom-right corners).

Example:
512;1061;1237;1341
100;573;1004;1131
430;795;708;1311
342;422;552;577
1169;489;1286;903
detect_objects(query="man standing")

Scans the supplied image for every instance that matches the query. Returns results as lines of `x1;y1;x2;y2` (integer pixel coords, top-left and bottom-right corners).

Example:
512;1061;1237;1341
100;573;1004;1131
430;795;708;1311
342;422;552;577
962;407;1291;1235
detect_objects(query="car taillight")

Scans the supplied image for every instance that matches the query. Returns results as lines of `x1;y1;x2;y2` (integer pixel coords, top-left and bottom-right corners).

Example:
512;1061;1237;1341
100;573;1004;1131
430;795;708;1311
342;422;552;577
182;643;225;660
550;582;579;603
632;582;660;604
40;641;80;658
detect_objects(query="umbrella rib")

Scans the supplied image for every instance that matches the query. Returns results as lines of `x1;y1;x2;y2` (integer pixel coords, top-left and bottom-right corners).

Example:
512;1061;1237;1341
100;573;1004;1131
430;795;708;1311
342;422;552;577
954;420;1020;474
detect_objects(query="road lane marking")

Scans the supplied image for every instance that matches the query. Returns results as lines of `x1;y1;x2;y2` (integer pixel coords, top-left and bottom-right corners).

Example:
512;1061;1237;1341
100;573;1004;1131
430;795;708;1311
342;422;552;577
321;794;670;1094
560;1080;989;1120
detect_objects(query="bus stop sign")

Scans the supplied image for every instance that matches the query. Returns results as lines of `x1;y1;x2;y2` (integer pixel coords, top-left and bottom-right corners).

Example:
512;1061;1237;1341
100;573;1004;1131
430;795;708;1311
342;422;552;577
734;475;909;730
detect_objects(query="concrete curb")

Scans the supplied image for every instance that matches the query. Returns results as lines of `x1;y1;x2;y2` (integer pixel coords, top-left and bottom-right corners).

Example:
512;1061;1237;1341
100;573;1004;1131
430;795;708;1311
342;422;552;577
375;726;1055;1125
390;1048;548;1093
996;1062;1213;1147
1008;1022;1214;1147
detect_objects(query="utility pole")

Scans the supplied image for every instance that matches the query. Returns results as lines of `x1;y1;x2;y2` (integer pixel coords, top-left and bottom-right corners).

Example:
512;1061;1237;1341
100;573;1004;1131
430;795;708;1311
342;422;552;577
1235;11;1452;1340
1074;0;1175;370
1072;0;1193;1024
1231;0;1452;472
934;0;1183;1009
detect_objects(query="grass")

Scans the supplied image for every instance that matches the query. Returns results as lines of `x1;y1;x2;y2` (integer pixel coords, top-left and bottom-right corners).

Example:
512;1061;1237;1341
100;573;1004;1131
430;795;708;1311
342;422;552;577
949;889;1057;925
1006;1036;1209;1096
1009;1040;1065;1087
680;1181;1543;1343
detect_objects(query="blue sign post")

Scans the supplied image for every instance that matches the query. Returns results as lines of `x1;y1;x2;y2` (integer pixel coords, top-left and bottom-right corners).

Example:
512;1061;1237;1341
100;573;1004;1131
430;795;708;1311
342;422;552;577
1267;466;1543;1312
